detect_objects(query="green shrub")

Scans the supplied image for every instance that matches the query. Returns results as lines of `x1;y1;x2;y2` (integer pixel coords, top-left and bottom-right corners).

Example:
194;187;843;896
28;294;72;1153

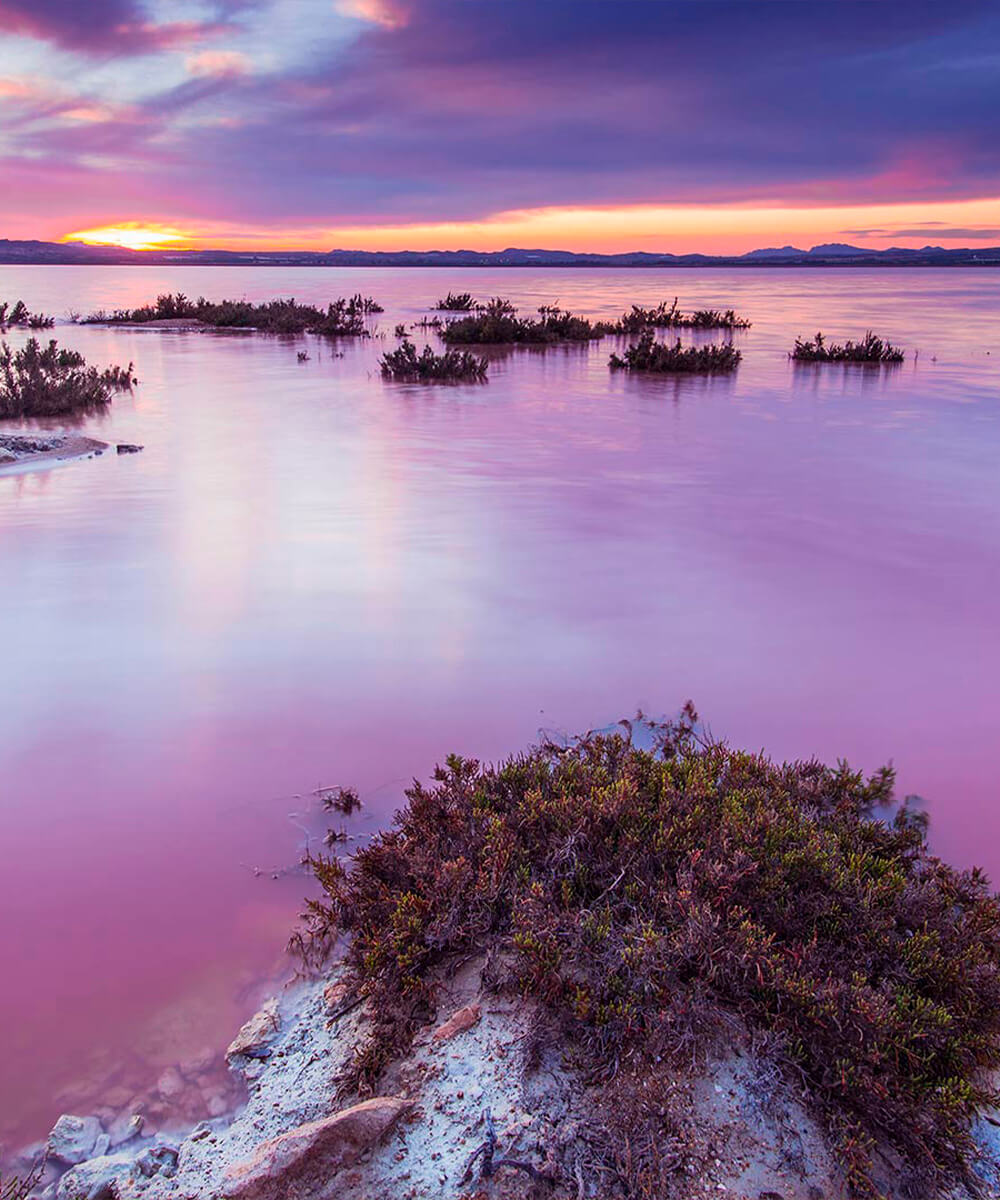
435;292;476;311
0;299;54;329
300;712;1000;1196
441;298;602;345
609;331;742;373
0;337;135;418
791;331;904;363
379;338;488;381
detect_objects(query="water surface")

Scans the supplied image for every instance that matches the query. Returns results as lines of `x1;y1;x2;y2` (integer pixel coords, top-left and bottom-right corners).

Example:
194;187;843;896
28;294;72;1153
1;266;998;1152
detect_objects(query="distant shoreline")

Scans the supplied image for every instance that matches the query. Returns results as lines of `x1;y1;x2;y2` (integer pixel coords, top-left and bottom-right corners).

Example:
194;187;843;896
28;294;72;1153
2;239;999;269
4;260;1000;270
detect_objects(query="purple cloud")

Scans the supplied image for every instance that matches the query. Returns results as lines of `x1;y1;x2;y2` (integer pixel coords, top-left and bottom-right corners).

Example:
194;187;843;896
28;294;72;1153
0;0;237;53
1;0;999;232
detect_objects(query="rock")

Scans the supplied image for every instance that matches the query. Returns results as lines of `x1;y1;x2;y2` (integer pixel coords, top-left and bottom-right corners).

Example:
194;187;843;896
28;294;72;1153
136;1144;178;1179
55;1153;134;1200
323;981;350;1011
222;1097;414;1200
48;1114;102;1165
156;1066;185;1100
93;1133;111;1158
432;1003;481;1042
107;1113;144;1148
226;999;280;1062
116;443;143;455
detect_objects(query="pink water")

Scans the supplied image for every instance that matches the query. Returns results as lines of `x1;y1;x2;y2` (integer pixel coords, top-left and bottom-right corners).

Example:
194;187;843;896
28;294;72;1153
1;266;999;1154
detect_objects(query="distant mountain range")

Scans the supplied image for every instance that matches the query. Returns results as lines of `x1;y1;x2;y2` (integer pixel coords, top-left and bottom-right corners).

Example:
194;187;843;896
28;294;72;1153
1;239;999;267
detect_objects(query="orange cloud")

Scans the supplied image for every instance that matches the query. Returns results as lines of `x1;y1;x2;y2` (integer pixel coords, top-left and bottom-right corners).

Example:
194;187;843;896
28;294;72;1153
185;51;252;79
334;0;406;30
60;104;115;123
0;77;39;99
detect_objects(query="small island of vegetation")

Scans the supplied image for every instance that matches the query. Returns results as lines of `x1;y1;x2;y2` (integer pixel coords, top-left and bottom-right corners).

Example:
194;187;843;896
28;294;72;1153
379;338;488;381
600;298;751;335
609;330;742;373
791;331;904;364
83;293;382;336
439;298;604;345
435;291;477;311
0;337;136;418
300;709;1000;1198
0;299;54;330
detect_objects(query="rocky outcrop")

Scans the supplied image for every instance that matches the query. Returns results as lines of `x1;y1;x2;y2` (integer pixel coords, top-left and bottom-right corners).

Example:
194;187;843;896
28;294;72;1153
24;963;1000;1200
48;1114;103;1165
225;999;279;1063
56;1151;136;1200
222;1098;413;1200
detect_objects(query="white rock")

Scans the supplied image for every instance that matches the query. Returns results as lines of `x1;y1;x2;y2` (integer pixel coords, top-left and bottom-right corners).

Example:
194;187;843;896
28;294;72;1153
226;999;280;1062
107;1112;144;1148
55;1152;135;1200
48;1114;102;1165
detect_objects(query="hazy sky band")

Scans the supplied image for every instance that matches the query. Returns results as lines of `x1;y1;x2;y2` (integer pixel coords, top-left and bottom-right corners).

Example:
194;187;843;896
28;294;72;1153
1;0;998;251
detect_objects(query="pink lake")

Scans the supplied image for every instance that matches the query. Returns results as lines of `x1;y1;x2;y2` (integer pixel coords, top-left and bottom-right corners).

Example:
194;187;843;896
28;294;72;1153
1;265;999;1155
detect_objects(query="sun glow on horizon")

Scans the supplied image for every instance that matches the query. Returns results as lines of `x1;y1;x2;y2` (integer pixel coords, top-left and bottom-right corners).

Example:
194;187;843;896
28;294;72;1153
64;224;192;251
56;196;1000;257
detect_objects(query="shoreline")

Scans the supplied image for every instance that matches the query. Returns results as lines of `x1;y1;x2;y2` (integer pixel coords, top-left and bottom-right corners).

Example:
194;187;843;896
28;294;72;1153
23;953;1000;1200
0;434;109;476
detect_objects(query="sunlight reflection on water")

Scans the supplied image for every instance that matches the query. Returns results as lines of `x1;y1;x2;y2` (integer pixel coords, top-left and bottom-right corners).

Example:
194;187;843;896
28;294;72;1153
1;265;998;1150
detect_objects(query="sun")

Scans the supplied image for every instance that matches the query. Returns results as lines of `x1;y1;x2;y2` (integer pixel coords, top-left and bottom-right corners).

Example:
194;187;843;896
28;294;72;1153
63;223;191;251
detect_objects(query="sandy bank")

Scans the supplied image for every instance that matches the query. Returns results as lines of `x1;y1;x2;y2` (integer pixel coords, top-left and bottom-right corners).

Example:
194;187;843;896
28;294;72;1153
27;956;1000;1200
0;434;109;474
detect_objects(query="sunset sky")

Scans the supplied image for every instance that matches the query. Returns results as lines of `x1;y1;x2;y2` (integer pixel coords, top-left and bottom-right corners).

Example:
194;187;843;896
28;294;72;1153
0;0;998;254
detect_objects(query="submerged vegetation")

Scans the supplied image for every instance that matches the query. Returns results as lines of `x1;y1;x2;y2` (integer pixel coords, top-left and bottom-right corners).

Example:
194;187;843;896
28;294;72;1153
435;291;477;311
791;331;904;364
440;298;603;345
599;298;751;335
609;330;742;373
83;293;382;336
0;337;135;418
300;711;1000;1196
379;338;488;381
0;299;54;329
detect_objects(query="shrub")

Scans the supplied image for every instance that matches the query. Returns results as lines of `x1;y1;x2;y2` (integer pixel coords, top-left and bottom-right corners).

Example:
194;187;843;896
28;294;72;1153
441;298;602;345
349;293;384;314
0;337;136;418
299;711;1000;1196
82;293;379;337
379;338;488;381
597;299;751;336
0;299;54;329
436;292;476;311
791;331;904;364
1;1157;45;1200
609;331;742;373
